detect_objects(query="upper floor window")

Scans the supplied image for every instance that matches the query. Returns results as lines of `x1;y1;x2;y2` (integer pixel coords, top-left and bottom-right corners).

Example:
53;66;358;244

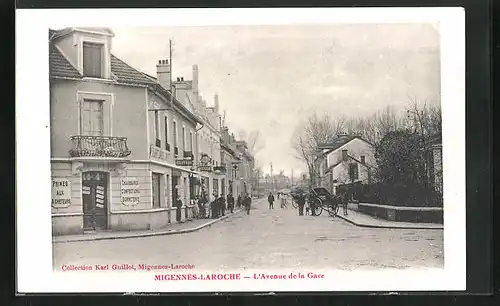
348;163;359;181
154;111;161;148
173;121;178;147
189;132;194;152
81;99;103;136
182;127;186;151
83;42;104;78
360;156;365;164
164;116;170;151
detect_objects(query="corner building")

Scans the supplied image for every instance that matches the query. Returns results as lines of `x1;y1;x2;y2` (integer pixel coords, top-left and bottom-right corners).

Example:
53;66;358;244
49;27;202;235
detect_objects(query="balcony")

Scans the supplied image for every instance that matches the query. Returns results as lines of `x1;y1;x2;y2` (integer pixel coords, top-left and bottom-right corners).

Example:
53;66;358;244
69;136;131;159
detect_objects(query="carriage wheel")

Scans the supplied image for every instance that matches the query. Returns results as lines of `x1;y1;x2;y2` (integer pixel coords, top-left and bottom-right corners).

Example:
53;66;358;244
311;200;323;216
328;204;339;217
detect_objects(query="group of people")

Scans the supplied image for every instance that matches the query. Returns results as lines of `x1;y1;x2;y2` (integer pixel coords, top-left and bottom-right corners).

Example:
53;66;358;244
267;192;289;209
193;191;253;219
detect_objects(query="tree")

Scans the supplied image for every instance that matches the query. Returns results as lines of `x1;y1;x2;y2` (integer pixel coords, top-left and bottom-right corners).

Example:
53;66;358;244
290;113;344;189
375;129;437;206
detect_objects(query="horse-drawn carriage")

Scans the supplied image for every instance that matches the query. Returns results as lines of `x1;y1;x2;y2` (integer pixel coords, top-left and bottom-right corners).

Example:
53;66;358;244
307;187;342;217
291;187;342;217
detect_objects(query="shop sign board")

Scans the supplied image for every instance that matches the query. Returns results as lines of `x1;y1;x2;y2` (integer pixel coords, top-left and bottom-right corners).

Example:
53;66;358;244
175;159;193;167
52;178;72;208
121;177;140;206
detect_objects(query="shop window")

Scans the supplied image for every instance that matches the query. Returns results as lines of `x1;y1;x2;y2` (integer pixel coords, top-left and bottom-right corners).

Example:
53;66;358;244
152;172;162;208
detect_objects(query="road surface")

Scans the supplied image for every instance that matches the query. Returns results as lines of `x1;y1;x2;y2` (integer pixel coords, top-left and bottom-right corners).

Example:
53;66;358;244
53;198;444;271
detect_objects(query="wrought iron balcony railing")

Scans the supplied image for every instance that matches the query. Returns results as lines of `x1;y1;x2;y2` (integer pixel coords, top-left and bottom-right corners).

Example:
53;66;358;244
69;135;131;158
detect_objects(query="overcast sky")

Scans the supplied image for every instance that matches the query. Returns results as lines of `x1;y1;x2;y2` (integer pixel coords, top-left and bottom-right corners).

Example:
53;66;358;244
110;24;440;176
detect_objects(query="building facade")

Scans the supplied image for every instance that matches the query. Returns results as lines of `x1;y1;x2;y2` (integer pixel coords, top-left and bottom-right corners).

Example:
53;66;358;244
234;141;255;196
171;66;224;198
49;27;202;236
316;135;376;195
220;127;240;197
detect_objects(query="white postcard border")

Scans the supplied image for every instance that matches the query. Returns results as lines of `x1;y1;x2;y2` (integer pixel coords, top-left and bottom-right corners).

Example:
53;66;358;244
16;7;466;292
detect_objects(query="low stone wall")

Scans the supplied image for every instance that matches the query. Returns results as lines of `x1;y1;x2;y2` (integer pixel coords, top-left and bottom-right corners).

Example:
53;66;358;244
357;203;443;224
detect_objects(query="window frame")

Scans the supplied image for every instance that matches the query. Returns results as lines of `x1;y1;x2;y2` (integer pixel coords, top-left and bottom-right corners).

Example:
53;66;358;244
82;42;104;78
78;35;111;79
152;172;163;209
164;115;169;150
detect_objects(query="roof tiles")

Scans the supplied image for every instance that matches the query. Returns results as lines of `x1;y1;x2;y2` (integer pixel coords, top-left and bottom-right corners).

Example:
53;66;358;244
49;44;82;79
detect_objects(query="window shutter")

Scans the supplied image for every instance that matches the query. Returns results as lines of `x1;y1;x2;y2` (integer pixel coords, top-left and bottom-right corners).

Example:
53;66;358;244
81;101;91;135
83;43;103;78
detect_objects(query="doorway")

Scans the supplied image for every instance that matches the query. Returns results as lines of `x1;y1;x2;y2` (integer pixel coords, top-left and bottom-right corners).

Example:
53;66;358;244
82;171;108;231
172;173;181;222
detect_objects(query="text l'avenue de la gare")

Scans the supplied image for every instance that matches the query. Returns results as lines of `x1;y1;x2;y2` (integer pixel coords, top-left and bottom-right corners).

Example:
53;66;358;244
154;272;325;281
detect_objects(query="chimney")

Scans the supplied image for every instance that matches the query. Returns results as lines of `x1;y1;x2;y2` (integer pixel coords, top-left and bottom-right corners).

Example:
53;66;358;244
192;64;199;94
214;94;219;113
156;59;171;90
342;149;348;161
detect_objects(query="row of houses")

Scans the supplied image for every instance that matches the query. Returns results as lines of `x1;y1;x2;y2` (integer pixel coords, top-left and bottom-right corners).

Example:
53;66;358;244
49;27;254;235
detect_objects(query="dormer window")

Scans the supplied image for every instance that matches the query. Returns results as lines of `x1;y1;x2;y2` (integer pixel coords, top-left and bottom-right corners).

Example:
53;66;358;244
83;42;104;78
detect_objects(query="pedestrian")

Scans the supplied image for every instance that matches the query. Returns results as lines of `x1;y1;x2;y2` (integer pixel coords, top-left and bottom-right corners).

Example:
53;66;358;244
268;192;275;209
210;192;218;219
192;196;199;219
237;194;242;209
197;195;205;219
219;193;226;217
175;194;183;222
244;193;252;215
280;194;287;208
227;192;235;213
342;191;349;216
297;193;306;216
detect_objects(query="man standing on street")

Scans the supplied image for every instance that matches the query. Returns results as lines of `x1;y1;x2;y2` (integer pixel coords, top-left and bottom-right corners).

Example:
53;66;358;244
244;193;252;215
342;190;349;216
297;193;306;216
210;192;218;219
219;193;226;217
237;194;242;209
227;192;235;213
268;192;275;209
175;194;183;222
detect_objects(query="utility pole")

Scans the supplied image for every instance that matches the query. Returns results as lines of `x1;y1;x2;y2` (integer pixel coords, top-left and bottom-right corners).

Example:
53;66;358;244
270;162;274;192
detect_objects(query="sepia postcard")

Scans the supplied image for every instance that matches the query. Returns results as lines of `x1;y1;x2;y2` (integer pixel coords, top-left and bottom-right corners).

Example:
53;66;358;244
16;7;465;293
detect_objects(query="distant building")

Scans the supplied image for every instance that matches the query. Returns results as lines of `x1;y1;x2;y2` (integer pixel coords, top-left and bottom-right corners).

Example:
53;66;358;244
220;127;242;197
316;134;376;195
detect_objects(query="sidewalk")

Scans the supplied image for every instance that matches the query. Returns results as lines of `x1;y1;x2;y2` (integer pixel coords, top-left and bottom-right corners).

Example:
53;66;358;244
53;208;244;243
336;208;443;230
